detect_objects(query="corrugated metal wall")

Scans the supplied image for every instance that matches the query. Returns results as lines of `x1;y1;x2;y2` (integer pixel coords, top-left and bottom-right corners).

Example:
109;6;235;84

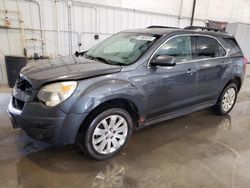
1;0;249;84
0;0;193;60
0;0;205;84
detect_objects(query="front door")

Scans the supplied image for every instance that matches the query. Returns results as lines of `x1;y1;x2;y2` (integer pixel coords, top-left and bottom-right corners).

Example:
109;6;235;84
145;35;197;120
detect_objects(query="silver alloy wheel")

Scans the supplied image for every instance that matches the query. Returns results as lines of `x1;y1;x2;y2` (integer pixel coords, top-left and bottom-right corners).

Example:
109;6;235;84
92;115;128;154
222;87;236;112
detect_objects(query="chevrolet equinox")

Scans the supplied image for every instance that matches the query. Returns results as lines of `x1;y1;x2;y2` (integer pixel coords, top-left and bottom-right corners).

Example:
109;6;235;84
8;26;247;160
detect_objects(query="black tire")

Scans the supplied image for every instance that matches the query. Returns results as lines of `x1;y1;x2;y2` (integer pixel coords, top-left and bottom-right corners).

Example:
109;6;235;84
78;108;133;160
213;83;238;115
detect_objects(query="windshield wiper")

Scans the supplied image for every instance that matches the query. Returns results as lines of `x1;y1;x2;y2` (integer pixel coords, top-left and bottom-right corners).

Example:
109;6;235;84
93;56;112;65
109;62;126;66
83;54;94;60
82;54;124;66
94;57;126;66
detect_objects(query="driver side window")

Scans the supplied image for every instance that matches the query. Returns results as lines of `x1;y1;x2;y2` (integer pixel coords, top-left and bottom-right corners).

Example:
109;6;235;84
155;36;192;63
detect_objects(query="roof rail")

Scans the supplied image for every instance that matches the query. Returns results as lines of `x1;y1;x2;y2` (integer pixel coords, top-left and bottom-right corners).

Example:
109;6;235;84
184;26;227;33
147;25;180;29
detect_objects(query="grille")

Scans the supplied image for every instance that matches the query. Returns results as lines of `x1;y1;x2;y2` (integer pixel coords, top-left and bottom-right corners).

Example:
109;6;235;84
12;77;33;110
16;77;33;95
12;97;25;110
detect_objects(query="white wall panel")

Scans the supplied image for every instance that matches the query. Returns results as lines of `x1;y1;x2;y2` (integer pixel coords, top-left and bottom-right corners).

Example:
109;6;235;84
42;1;57;30
227;22;250;60
1;0;250;84
119;0;182;16
72;5;96;32
77;5;180;51
58;1;68;31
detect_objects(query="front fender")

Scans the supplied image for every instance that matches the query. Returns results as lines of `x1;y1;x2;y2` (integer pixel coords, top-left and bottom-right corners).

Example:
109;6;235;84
66;79;147;117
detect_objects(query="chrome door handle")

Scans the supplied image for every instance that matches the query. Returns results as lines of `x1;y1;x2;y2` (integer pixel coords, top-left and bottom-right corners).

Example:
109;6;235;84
186;68;194;75
220;61;226;67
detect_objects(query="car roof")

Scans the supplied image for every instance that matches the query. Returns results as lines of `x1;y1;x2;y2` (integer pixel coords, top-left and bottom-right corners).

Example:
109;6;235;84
122;27;233;38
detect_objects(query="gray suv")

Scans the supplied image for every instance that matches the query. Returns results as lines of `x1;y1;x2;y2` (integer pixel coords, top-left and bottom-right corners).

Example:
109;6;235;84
8;26;247;160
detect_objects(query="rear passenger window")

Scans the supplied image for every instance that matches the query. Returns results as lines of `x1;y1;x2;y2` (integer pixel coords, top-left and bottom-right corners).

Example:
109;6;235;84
224;38;242;56
194;36;226;59
155;36;192;63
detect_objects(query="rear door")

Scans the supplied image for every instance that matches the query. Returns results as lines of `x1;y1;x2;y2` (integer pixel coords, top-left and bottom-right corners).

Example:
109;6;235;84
192;36;228;103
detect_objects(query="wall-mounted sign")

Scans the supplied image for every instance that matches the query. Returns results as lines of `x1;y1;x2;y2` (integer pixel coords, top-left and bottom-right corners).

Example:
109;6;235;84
205;20;228;31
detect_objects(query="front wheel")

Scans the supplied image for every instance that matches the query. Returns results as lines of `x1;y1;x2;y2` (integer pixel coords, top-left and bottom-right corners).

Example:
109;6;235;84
213;83;238;115
78;108;133;160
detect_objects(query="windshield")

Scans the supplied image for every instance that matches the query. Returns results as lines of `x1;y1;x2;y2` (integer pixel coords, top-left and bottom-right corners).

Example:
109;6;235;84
85;32;159;65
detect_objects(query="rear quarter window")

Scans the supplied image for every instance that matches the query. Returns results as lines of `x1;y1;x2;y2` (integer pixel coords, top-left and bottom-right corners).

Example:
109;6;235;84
223;38;243;56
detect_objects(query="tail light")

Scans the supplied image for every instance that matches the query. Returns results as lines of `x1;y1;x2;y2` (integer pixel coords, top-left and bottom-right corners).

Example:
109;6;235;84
243;57;248;74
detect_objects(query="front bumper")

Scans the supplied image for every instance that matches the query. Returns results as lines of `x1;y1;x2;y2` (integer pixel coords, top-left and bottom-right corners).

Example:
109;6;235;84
8;98;87;145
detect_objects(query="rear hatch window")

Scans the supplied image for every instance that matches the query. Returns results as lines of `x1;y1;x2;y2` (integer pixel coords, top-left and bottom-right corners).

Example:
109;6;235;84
224;38;243;56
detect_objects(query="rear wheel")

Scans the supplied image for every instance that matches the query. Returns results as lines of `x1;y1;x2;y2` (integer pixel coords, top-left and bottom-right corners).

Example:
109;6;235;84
78;108;133;160
213;83;238;115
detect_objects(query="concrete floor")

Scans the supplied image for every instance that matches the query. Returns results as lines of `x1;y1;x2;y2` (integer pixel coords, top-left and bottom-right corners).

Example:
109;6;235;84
0;67;250;188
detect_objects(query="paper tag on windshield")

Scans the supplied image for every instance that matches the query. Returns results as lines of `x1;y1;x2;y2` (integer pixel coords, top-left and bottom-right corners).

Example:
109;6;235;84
136;36;156;41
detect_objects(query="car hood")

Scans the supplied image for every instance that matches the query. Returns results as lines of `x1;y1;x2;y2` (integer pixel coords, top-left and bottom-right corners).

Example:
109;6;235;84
21;56;122;88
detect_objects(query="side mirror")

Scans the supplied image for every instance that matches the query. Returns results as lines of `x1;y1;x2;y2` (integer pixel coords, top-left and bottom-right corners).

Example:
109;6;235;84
75;51;86;57
150;55;176;67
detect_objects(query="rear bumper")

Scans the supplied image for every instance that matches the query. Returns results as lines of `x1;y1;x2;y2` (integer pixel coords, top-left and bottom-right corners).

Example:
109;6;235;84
8;99;87;145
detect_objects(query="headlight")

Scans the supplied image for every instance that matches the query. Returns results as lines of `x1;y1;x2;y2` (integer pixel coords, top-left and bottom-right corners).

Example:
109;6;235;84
37;81;77;107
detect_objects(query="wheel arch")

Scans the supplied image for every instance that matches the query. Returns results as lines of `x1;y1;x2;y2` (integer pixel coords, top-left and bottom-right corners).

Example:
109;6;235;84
76;98;142;143
213;77;240;115
225;76;242;92
216;76;241;104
